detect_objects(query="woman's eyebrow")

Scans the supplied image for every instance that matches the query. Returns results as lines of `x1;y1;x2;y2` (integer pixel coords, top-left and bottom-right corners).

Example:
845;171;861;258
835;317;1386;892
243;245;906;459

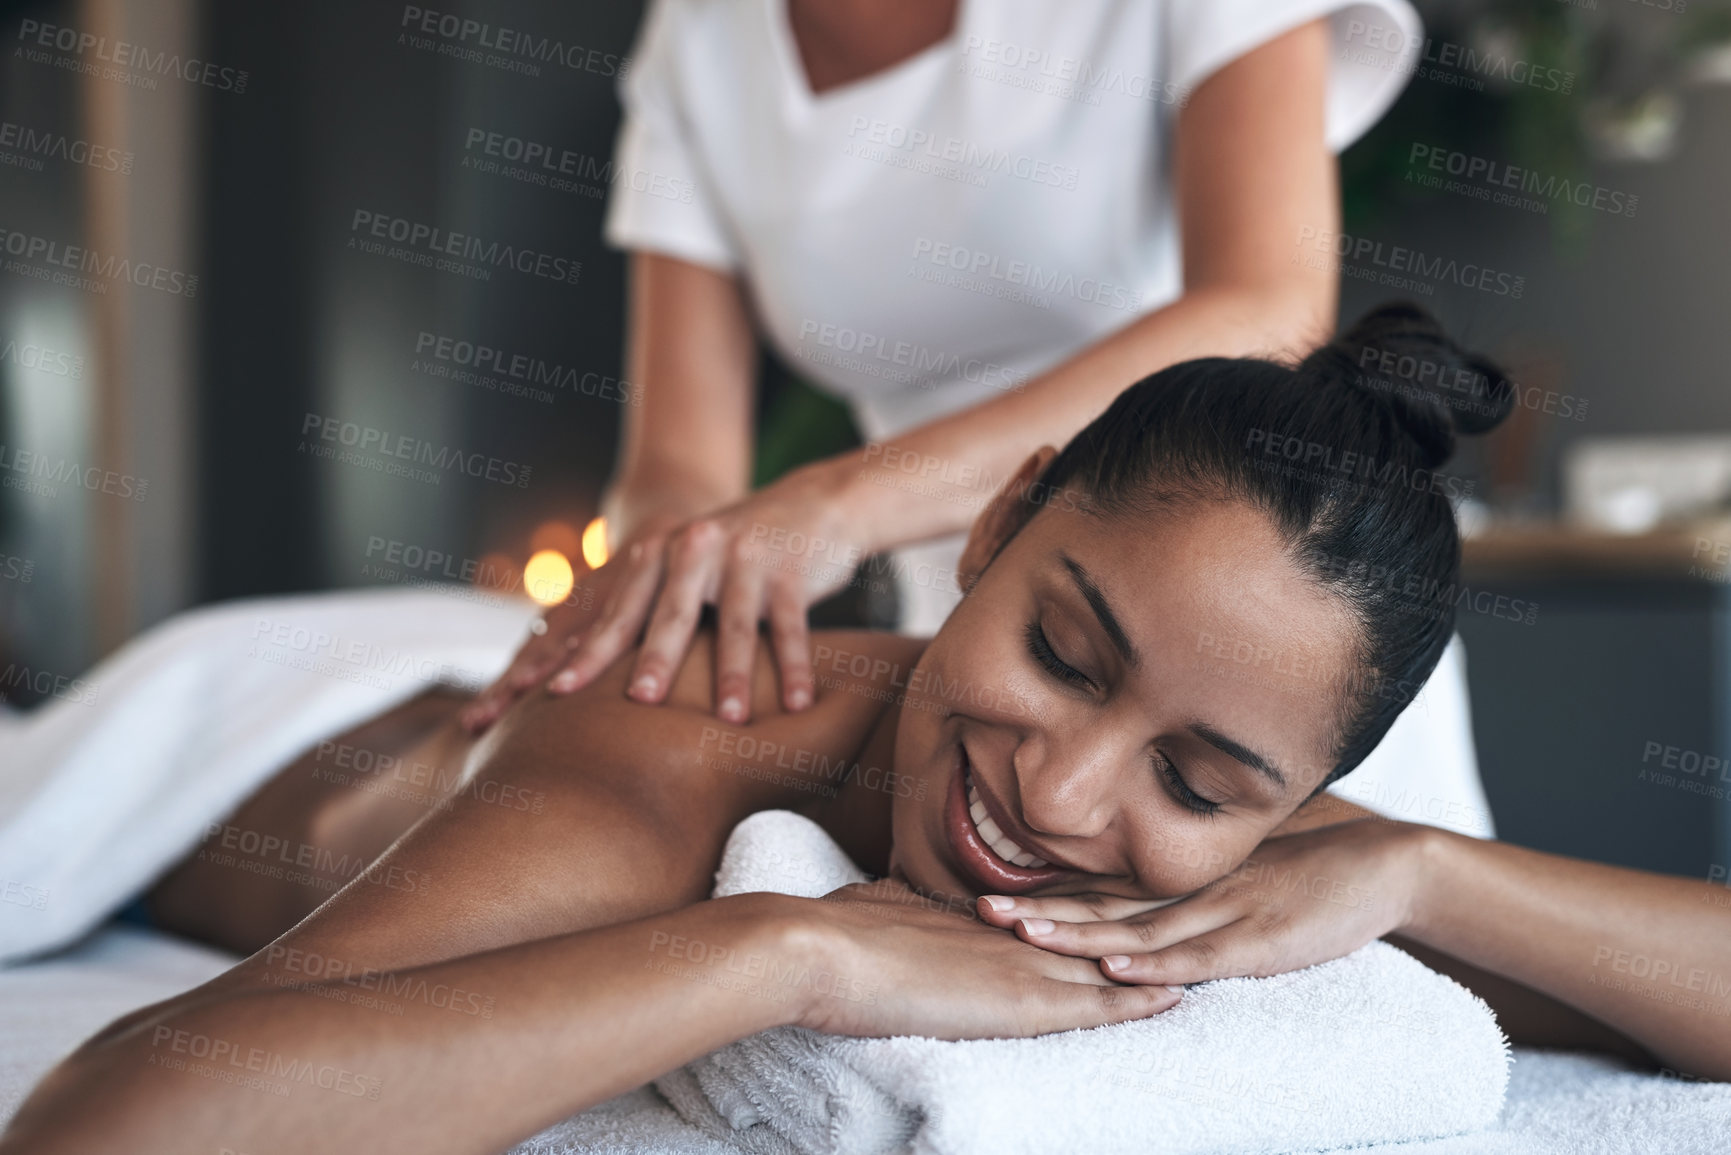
1187;722;1289;795
1058;552;1140;670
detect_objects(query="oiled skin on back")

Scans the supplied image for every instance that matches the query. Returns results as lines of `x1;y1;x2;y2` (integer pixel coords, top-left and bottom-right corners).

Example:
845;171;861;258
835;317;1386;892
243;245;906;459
128;619;923;1032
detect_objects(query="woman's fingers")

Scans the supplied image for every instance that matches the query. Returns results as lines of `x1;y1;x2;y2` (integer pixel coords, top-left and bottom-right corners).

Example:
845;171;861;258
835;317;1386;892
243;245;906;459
805;878;1187;1040
1000;823;1424;990
465;662;538;730
626;521;724;702
460;620;569;732
512;637;582;701
507;631;572;691
551;540;668;694
458;689;505;734
460;671;516;732
1011;900;1237;963
765;577;814;712
1019;910;1279;987
714;562;767;724
975;892;1183;928
1021;978;1182;1036
1094;921;1272;987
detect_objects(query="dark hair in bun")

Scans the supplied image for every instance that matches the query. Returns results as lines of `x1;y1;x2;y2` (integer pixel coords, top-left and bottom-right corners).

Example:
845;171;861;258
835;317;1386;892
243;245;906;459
1033;302;1513;787
1305;301;1515;468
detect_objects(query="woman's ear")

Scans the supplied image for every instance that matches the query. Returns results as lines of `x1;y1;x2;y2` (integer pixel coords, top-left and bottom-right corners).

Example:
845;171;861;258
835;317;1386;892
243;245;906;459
956;447;1059;594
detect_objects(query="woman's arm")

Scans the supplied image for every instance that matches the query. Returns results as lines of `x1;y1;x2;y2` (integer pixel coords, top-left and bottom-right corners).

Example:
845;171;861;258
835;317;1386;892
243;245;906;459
0;894;806;1155
980;819;1731;1079
1400;829;1731;1078
3;884;1177;1155
1259;796;1718;1068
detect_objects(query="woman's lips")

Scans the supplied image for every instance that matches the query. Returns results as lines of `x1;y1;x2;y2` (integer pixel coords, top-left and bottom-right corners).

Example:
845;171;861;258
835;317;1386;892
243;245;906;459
943;745;1068;896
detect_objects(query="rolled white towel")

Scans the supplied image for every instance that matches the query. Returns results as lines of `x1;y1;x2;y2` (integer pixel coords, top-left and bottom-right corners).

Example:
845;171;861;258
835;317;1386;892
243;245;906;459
657;811;1510;1155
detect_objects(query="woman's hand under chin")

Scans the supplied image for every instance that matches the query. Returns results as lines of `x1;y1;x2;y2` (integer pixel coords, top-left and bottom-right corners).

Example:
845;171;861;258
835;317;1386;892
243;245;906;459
974;818;1433;987
790;878;1181;1040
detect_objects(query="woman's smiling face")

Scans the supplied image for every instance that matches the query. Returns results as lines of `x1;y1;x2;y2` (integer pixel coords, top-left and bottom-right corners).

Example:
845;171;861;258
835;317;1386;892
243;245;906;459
888;454;1360;903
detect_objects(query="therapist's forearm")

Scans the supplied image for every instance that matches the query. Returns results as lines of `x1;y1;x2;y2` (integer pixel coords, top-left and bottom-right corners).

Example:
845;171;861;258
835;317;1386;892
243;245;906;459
605;253;759;545
837;283;1332;550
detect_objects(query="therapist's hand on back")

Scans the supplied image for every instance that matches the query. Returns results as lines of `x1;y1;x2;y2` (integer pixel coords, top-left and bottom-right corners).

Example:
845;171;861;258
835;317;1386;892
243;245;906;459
462;455;874;733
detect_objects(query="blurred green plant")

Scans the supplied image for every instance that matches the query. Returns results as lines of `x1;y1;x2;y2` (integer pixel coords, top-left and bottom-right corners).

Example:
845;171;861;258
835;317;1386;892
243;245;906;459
1341;0;1731;252
751;352;860;488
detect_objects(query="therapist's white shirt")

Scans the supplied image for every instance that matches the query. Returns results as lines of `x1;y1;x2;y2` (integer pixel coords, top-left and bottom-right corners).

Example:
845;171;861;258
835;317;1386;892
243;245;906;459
603;0;1495;839
604;0;1422;440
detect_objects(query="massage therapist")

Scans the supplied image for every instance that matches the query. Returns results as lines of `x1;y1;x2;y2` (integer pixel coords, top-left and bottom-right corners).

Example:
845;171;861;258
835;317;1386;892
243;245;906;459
464;0;1488;837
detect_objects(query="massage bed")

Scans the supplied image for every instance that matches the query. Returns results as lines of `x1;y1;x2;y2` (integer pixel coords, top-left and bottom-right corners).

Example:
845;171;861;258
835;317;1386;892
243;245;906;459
1;591;1726;1153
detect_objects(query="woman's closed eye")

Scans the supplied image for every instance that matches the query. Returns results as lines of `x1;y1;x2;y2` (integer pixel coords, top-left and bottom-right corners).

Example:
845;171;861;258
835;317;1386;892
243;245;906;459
1024;619;1094;690
1156;752;1222;818
1025;615;1221;816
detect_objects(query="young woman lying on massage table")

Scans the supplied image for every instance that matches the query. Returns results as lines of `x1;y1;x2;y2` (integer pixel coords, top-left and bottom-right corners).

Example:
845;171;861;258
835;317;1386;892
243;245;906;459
4;305;1727;1155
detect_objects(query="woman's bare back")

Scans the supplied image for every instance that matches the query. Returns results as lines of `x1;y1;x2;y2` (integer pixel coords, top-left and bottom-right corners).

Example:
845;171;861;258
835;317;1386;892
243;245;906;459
138;623;925;1006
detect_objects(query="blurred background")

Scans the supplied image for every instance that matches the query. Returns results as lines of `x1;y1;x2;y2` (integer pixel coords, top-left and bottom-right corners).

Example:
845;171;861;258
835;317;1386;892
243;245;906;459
2;0;1730;877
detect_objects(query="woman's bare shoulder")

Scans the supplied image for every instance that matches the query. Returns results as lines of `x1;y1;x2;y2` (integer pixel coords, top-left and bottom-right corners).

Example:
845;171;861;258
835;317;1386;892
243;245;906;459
657;627;928;720
467;627;925;817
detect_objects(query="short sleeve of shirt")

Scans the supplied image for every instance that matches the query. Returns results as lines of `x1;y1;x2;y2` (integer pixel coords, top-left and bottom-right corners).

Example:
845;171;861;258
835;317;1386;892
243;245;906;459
603;0;740;272
1164;0;1423;152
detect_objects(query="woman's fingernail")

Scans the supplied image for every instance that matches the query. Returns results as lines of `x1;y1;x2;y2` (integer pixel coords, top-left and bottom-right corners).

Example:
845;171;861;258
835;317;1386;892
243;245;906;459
1102;955;1132;972
980;896;1013;912
1019;918;1055;936
788;688;811;710
720;697;743;721
550;672;579;692
631;674;658;698
1165;986;1185;996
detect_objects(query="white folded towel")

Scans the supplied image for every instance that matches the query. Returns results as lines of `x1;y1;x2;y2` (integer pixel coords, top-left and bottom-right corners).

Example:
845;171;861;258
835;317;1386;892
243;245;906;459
0;589;534;965
655;811;1510;1155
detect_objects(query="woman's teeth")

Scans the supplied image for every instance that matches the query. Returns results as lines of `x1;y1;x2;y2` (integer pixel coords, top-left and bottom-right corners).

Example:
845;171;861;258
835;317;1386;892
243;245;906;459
966;773;1049;869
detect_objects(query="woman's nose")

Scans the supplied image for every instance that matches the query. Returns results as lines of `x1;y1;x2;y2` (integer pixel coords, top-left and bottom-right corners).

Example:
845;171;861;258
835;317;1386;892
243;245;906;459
1011;728;1128;840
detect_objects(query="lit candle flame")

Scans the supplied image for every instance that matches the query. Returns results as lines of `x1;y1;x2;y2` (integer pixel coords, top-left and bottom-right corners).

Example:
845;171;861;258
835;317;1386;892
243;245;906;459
523;549;575;606
581;516;609;570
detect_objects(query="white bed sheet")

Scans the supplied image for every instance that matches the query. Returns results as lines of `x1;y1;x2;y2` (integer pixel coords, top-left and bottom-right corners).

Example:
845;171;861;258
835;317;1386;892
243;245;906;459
0;925;1725;1154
